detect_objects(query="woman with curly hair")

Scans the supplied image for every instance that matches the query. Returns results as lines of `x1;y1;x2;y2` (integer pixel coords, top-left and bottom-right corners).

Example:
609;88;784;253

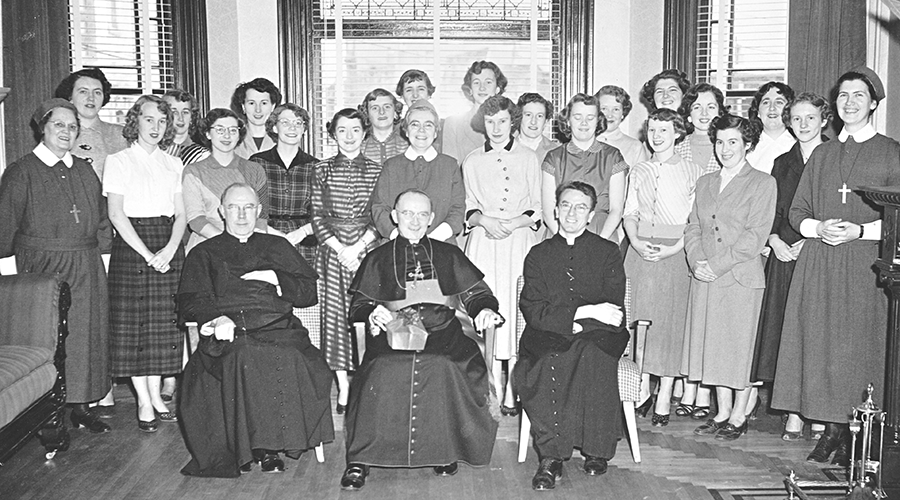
463;95;542;414
745;81;796;174
181;108;270;254
640;69;691;112
230;77;282;159
442;61;508;164
753;93;831;442
312;108;382;413
359;88;408;167
596;85;649;167
163;89;209;165
675;83;728;175
516;92;558;165
541;93;628;242
103;95;187;432
683;114;776;441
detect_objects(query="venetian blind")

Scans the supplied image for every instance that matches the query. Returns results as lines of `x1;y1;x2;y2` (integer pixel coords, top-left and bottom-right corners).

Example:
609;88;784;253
67;0;175;124
695;0;788;116
311;0;560;158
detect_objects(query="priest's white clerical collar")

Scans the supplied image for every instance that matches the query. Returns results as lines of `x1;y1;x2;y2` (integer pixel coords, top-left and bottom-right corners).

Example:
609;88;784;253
34;142;74;168
838;123;876;143
404;146;438;161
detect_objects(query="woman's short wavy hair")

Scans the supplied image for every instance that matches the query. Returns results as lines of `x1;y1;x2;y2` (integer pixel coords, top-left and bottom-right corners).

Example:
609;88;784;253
326;108;368;141
163;89;202;138
265;103;311;141
229;77;283;118
198;108;247;148
395;69;436;98
461;61;508;102
677;83;728;134
471;95;521;136
358;88;403;128
747;81;795;123
642;108;688;146
783;92;833;131
594;85;633;119
640;69;691;111
708;113;762;153
122;95;176;149
516;92;553;119
54;68;114;107
557;93;607;139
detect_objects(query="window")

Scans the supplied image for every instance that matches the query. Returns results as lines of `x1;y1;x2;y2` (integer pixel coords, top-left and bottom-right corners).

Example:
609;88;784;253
309;0;561;157
67;0;175;124
695;0;788;115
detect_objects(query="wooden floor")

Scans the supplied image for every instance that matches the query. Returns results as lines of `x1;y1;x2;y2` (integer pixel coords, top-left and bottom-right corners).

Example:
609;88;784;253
0;385;851;500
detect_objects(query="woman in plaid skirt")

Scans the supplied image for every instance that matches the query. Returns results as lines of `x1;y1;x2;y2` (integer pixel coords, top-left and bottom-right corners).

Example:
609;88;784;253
312;108;382;413
103;95;186;433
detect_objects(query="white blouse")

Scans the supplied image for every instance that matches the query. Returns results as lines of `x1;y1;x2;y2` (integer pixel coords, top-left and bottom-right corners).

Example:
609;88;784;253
103;143;184;217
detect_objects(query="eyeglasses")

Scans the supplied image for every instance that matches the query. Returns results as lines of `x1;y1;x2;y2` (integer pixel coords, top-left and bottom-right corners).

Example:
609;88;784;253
224;203;257;213
211;126;240;136
277;119;305;129
397;210;431;221
48;121;79;133
407;121;436;132
559;201;591;214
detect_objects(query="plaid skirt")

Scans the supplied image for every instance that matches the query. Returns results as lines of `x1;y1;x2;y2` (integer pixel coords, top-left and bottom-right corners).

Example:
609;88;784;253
109;216;185;377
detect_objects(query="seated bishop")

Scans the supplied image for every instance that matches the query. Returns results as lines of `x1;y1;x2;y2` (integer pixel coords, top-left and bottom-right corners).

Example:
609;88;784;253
177;183;334;478
340;188;504;490
514;181;629;490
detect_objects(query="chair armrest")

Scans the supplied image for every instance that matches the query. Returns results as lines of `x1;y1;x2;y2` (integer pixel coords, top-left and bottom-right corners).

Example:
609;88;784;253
0;274;64;350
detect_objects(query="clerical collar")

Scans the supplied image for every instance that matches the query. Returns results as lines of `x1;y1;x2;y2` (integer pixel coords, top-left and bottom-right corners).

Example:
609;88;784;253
484;138;515;152
404;146;438;161
838;123;876;143
34;142;73;168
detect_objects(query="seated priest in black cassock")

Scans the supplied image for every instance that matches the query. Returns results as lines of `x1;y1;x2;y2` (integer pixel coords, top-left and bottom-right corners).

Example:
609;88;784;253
339;189;504;490
177;183;334;478
514;180;629;490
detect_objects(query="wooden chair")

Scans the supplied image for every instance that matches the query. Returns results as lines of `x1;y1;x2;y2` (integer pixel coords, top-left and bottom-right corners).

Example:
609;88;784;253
515;276;648;463
185;299;326;463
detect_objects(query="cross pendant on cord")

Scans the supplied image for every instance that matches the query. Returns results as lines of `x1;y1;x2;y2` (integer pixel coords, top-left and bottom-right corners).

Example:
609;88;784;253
70;204;81;223
838;183;852;204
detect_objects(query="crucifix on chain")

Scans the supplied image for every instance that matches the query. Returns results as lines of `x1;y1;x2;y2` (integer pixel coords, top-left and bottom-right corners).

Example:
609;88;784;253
838;183;852;204
70;204;81;223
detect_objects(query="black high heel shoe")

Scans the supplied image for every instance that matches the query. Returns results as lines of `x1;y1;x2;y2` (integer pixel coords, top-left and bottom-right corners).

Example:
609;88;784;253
335;403;347;415
745;395;762;420
635;396;654;418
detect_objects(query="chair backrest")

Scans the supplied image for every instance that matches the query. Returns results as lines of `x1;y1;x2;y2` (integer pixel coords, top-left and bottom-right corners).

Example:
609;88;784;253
514;275;635;359
0;274;65;350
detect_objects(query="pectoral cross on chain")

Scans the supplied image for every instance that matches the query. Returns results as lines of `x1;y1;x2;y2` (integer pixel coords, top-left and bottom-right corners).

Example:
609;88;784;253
407;261;425;288
70;204;81;223
838;183;852;204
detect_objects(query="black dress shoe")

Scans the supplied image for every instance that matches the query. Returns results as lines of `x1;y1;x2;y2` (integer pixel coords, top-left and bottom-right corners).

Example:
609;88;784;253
160;392;174;403
336;403;347;415
433;462;459;476
138;419;158;433
715;421;748;441
261;453;285;473
694;418;728;436
807;424;842;463
583;455;608;476
340;463;369;490
532;457;563;490
71;407;112;433
240;460;254;473
500;404;519;417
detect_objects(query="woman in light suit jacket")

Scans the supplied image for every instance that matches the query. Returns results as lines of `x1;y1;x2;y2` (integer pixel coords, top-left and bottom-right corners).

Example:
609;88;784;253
682;114;776;441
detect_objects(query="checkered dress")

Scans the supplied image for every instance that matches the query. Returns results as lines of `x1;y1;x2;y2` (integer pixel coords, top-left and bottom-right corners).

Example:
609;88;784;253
109;216;184;376
312;152;382;371
249;147;319;266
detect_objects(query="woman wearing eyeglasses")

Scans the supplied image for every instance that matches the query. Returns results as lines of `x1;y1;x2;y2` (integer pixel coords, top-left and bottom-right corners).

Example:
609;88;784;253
463;95;542;415
249;104;319;266
0;98;114;433
103;95;188;432
181;108;270;255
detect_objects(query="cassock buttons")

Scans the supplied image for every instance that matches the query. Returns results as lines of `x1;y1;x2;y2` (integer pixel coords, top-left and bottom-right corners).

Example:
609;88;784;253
717;238;722;242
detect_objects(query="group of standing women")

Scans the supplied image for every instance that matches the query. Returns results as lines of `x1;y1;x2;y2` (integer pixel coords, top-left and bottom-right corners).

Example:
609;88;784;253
0;59;896;472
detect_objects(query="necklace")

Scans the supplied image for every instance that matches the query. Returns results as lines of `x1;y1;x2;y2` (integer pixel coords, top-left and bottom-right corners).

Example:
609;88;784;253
49;160;82;223
392;237;435;290
838;136;864;204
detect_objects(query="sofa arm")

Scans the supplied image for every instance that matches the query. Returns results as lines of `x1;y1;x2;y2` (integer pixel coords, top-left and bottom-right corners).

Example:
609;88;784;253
0;274;66;350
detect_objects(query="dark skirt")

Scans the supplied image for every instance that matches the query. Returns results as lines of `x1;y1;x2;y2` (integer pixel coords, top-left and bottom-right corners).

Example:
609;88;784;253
109;216;184;377
15;242;110;403
180;327;335;478
750;255;795;382
345;318;498;467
